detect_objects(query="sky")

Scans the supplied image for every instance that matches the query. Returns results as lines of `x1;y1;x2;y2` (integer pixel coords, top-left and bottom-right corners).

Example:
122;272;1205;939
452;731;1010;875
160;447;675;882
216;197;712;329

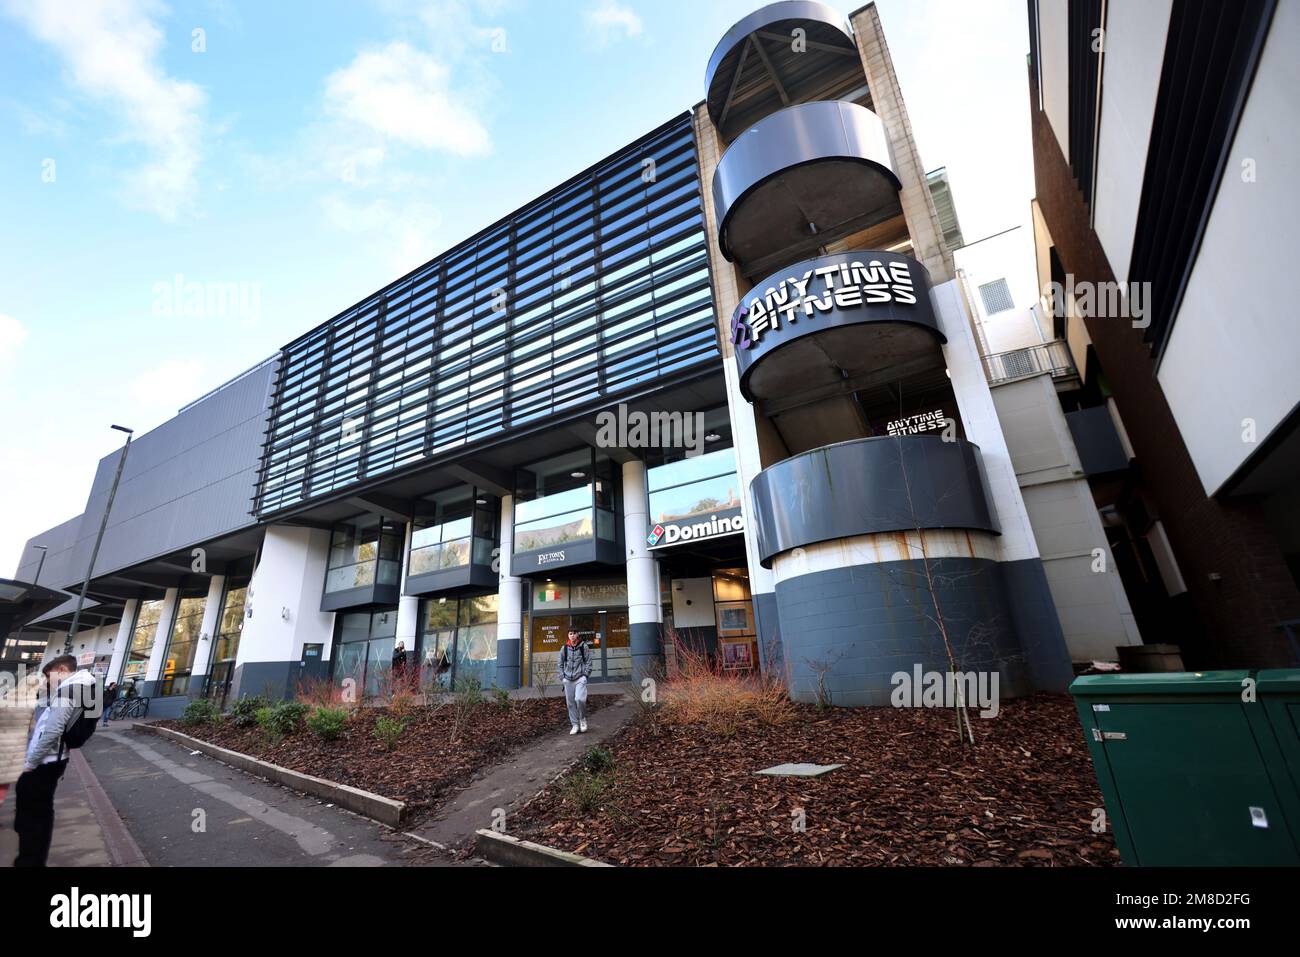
0;0;1037;576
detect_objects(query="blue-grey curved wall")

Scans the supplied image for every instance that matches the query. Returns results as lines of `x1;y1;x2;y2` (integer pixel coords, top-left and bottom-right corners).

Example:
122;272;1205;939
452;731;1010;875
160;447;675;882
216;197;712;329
749;436;999;568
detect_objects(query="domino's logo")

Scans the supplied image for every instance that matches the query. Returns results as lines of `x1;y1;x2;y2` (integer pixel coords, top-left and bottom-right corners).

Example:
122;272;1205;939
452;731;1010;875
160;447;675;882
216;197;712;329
647;524;665;547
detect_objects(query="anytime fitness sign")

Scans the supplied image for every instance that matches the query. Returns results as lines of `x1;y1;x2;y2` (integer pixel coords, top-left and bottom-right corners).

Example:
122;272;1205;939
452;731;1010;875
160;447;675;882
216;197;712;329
729;251;943;400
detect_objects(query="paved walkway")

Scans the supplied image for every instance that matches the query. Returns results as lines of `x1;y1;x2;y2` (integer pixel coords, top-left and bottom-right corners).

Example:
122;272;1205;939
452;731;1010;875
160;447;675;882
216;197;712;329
412;691;636;852
80;728;445;867
1;746;145;868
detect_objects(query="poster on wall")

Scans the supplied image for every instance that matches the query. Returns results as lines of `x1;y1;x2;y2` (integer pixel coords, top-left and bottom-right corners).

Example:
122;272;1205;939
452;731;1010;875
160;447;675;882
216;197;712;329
715;601;754;638
720;638;755;672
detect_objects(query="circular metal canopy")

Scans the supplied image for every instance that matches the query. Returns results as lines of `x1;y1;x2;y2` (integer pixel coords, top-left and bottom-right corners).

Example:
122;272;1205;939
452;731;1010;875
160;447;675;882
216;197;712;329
705;1;860;144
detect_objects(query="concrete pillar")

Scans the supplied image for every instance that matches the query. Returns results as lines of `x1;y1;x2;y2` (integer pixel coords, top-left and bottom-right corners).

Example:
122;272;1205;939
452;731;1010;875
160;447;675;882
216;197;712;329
692;104;782;673
850;5;955;283
106;598;137;685
622;460;663;686
231;525;335;702
931;278;1074;691
190;574;226;691
496;495;524;690
142;587;180;690
394;521;419;664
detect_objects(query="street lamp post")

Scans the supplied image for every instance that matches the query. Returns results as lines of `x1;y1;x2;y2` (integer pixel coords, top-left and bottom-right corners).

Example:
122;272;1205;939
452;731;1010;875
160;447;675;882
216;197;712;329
65;425;133;653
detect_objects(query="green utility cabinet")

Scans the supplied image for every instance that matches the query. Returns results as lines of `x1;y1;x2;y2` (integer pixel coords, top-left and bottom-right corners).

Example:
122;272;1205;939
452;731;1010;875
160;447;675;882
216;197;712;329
1071;671;1300;866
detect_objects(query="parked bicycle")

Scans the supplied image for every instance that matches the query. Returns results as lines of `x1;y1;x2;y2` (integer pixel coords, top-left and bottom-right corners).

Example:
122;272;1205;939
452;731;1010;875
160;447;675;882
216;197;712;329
107;696;150;720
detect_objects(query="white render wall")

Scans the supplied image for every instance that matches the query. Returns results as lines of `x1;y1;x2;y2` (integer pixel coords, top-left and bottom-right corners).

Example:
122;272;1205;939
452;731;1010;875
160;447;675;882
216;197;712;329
1092;0;1174;287
237;525;335;667
993;373;1141;661
1156;0;1300;494
932;278;1040;565
1037;0;1071;163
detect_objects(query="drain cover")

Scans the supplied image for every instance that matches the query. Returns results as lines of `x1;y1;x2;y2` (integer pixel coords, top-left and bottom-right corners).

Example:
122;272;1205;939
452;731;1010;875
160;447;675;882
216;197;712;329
755;763;844;778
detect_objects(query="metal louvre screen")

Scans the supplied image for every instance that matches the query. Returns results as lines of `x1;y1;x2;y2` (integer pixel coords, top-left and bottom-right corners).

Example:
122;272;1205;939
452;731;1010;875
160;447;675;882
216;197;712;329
256;115;717;517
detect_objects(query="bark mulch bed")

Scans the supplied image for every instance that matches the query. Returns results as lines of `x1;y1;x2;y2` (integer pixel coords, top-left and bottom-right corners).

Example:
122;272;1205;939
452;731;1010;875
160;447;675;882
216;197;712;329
510;694;1117;866
158;696;607;823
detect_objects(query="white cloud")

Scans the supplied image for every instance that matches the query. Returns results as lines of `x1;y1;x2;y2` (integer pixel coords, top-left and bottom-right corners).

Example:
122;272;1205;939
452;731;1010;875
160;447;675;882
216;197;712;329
585;0;643;45
2;0;206;221
325;41;491;157
0;314;27;366
320;195;445;276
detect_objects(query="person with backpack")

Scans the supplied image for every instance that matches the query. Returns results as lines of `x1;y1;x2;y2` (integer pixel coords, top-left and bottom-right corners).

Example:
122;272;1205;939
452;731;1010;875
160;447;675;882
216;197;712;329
13;655;99;867
559;629;592;735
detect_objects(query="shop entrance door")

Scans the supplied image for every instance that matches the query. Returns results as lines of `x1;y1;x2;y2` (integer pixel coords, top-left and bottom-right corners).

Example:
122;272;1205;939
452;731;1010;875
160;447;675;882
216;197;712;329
531;612;632;685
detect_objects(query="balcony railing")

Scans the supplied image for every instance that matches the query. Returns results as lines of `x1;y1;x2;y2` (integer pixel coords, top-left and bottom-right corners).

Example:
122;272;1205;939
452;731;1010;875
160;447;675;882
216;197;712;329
982;340;1076;385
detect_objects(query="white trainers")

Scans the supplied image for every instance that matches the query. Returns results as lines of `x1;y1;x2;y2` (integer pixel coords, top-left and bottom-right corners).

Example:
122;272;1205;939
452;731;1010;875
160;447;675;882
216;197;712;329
569;725;580;735
579;719;588;733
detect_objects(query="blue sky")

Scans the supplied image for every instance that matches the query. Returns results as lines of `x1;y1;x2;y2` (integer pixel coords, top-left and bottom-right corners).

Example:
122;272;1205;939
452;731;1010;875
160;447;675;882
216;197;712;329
0;0;1035;574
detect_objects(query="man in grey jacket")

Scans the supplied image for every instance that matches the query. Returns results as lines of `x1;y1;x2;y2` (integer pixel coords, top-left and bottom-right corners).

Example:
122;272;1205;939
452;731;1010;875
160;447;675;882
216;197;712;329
559;629;592;735
13;655;97;867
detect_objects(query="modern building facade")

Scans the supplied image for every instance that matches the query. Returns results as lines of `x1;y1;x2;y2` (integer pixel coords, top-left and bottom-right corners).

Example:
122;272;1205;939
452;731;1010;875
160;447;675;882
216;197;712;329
7;2;1112;716
1026;0;1300;669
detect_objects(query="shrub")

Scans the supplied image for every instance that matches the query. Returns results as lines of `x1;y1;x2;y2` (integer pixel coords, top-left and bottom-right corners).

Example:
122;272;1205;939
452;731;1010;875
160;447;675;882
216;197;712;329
230;694;271;728
492;687;511;709
256;701;307;739
373;716;407;751
659;640;796;734
389;690;418;718
306;706;349;742
181;699;220;727
581;745;614;775
296;676;350;710
562;770;611;813
454;675;483;707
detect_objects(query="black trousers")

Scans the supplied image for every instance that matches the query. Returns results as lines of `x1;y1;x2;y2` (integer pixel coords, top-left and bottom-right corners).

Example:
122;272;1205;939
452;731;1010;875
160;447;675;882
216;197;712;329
14;760;67;867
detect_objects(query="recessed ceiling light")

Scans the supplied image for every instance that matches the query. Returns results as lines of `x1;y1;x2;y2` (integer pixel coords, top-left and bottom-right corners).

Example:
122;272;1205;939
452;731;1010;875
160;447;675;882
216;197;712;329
475;499;486;505
571;471;587;479
705;433;722;443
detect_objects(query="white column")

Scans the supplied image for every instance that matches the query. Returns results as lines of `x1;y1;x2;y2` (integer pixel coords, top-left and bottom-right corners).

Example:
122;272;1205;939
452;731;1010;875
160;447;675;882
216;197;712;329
496;495;524;689
233;526;335;701
106;598;138;685
190;574;226;691
143;587;180;688
622;460;662;685
394;521;419;663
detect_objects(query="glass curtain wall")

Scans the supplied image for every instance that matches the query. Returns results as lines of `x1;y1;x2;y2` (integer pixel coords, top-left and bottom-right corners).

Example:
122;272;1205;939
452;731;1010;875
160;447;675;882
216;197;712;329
417;595;500;691
159;592;208;696
411;488;496;574
204;564;253;704
326;516;403;593
647;408;738;525
332;608;399;700
514;449;618;554
120;598;166;692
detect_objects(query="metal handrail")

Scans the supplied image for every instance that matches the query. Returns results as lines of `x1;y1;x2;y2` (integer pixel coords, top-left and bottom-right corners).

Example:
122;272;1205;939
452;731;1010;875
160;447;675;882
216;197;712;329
983;340;1076;385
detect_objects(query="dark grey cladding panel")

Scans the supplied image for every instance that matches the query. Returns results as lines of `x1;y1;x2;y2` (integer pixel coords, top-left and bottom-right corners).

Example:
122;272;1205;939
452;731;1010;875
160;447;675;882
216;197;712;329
712;100;901;262
730;251;945;401
58;360;277;586
749;436;999;567
706;1;851;97
13;514;84;586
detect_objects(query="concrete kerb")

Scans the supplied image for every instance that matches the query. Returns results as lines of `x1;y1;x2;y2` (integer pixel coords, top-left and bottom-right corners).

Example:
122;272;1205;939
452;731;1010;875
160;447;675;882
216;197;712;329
475;829;614;867
133;724;406;828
